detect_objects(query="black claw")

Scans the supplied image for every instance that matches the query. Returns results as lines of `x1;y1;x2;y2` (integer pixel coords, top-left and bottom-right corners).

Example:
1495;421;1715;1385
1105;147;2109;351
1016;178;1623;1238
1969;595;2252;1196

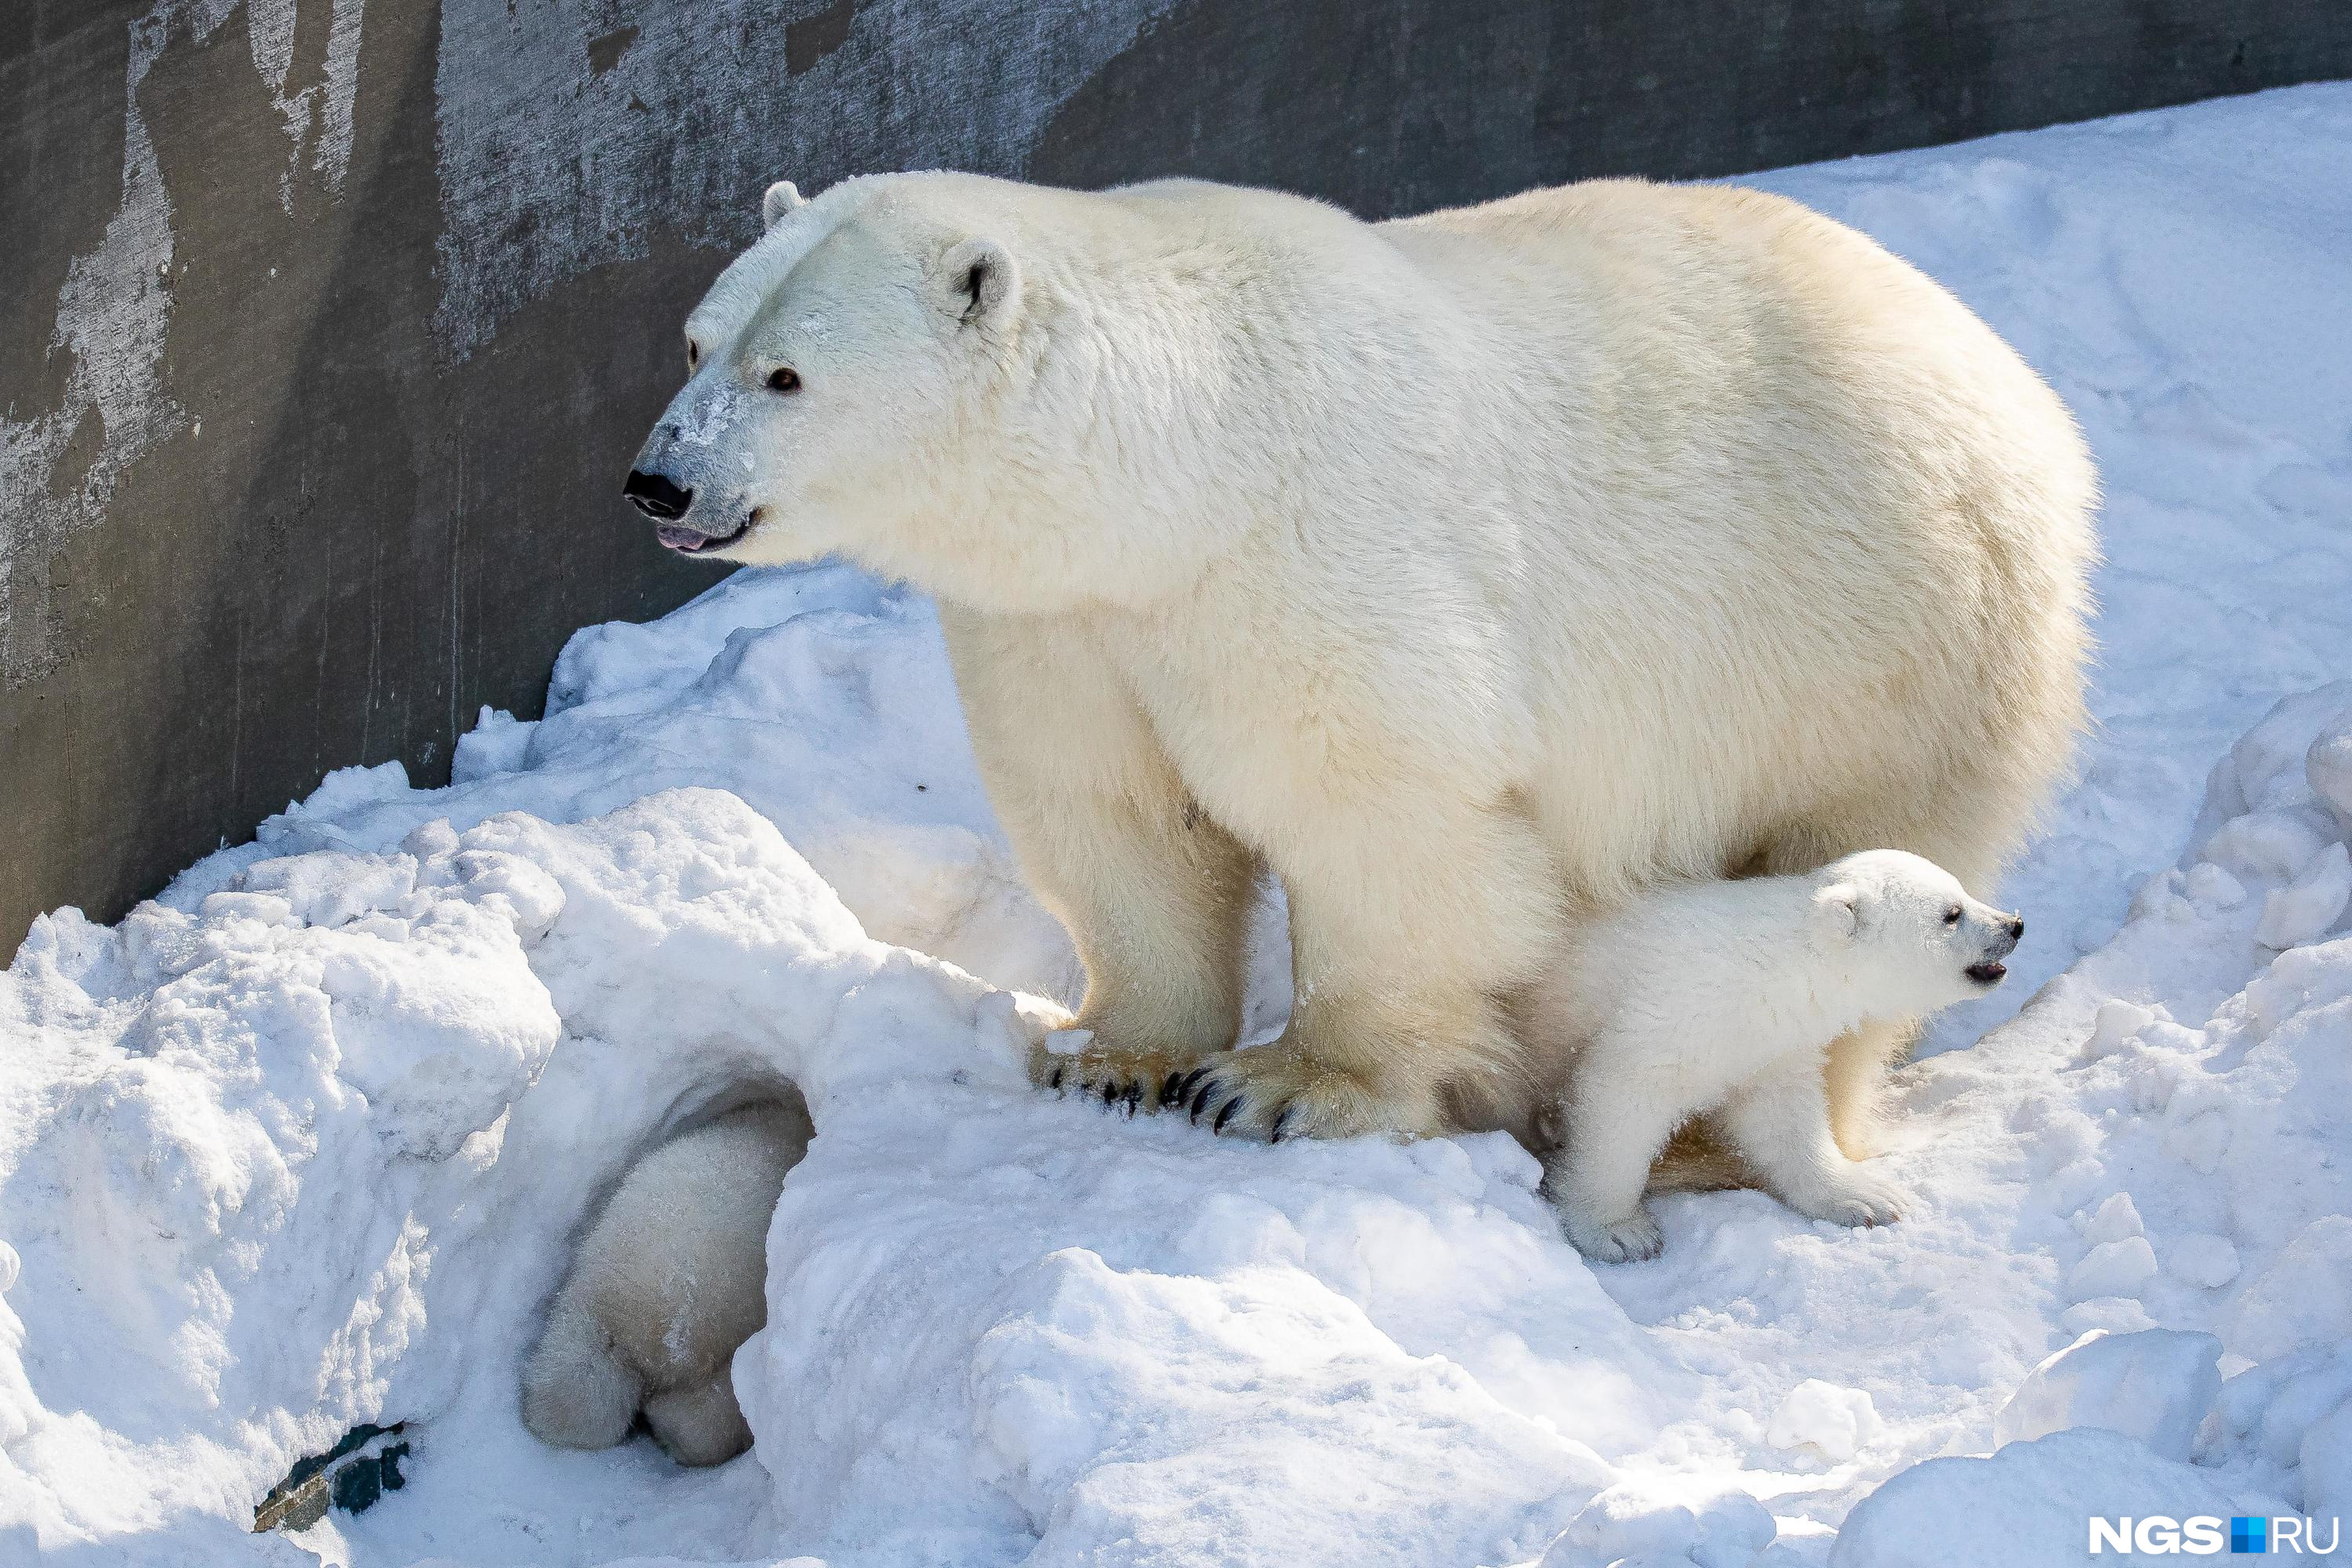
1048;1067;1064;1091
1269;1103;1296;1143
1100;1080;1119;1107
1212;1095;1244;1134
1189;1080;1221;1122
1122;1083;1143;1116
1159;1072;1185;1107
1175;1067;1210;1105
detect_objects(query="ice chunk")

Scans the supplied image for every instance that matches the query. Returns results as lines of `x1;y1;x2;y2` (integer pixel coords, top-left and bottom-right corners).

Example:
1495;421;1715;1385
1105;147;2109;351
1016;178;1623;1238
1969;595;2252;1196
1994;1328;2223;1460
2183;861;2247;911
2233;1218;2352;1361
1830;1428;2245;1568
2201;808;2337;885
2230;683;2352;813
2166;1234;2241;1289
1767;1379;1881;1463
2082;1193;2144;1246
2300;1399;2352;1523
1544;1478;1777;1568
2079;1000;2154;1063
2311;712;2352;838
2067;1236;2158;1302
2062;1298;2158;1338
2256;842;2351;949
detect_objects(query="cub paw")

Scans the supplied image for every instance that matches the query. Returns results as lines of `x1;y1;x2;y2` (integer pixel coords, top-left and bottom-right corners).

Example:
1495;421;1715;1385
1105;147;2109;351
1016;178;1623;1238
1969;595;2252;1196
1559;1207;1664;1265
1787;1167;1914;1229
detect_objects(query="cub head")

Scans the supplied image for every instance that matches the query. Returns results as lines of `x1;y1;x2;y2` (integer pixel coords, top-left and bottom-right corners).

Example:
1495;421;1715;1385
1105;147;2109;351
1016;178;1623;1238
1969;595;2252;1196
1809;849;2024;1010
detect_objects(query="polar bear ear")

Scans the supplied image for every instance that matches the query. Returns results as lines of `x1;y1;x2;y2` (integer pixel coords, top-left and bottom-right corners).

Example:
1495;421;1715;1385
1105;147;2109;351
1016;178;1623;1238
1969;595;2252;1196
761;180;806;230
931;237;1021;332
1812;884;1861;942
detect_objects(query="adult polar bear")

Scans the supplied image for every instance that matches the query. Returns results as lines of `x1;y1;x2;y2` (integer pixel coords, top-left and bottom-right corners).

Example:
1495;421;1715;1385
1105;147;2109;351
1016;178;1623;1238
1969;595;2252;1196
625;171;2096;1152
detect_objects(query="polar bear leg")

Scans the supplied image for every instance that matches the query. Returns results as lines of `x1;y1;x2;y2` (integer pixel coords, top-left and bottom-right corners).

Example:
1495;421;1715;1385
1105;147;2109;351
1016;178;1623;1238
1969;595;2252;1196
1178;797;1556;1139
519;1294;641;1451
1719;1053;1913;1228
1540;1051;1679;1264
1822;1018;1916;1160
940;606;1257;1094
643;1373;755;1467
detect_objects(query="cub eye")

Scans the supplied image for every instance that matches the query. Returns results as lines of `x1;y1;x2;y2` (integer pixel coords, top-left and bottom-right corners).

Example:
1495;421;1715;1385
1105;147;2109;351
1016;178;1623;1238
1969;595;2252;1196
767;366;801;394
1944;906;1962;925
685;339;700;370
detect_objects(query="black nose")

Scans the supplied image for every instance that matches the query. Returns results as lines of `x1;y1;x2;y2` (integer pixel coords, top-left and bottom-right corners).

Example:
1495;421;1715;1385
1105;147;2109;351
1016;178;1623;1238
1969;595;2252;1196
623;469;693;520
2008;916;2026;939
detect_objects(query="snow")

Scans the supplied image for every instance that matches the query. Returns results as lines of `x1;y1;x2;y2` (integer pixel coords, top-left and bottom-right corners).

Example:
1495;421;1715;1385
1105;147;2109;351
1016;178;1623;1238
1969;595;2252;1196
1828;1428;2252;1568
1992;1329;2223;1460
6;80;2352;1567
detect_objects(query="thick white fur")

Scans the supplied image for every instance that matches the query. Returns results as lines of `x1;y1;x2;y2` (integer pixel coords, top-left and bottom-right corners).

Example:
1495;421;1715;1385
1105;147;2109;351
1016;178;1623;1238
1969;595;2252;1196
520;1098;812;1465
1532;851;2020;1262
634;172;2096;1148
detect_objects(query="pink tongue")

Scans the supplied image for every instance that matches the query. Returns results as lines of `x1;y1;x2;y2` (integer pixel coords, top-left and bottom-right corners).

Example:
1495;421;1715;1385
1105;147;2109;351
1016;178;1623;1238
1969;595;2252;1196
656;524;709;551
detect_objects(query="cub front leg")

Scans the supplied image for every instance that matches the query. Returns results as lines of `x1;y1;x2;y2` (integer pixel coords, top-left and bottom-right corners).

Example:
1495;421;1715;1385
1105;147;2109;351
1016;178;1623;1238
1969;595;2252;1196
1539;1048;1684;1264
938;606;1257;1103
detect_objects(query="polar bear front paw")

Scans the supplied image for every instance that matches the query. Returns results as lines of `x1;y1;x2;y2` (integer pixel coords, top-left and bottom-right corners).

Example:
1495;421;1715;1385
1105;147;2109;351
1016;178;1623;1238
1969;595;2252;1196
1559;1206;1665;1265
1784;1165;1914;1229
1167;1048;1422;1142
1030;1033;1203;1117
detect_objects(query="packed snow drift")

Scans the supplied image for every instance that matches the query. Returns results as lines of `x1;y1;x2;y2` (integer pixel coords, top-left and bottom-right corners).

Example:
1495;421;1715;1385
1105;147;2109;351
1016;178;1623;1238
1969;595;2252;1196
5;82;2352;1568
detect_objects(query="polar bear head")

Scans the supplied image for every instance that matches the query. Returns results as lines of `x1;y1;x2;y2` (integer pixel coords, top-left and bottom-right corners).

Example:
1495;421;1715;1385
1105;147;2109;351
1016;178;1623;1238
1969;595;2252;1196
1809;849;2024;1010
623;172;1250;613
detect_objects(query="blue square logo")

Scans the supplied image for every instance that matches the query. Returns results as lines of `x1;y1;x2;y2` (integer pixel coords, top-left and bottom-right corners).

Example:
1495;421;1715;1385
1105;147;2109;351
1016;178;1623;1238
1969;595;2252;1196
2232;1515;2267;1554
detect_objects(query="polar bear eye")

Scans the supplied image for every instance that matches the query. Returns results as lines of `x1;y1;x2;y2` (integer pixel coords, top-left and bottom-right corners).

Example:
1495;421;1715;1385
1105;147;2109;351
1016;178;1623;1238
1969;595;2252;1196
767;367;801;394
685;339;700;371
1943;906;1962;925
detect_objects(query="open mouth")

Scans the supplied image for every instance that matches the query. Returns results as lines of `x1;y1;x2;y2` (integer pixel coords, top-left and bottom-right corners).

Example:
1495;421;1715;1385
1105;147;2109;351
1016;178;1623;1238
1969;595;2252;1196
656;514;754;554
1965;960;2009;985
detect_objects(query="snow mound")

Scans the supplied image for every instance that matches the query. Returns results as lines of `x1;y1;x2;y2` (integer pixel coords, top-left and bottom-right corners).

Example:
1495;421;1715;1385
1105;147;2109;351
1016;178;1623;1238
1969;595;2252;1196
1993;1328;2221;1459
6;81;2352;1568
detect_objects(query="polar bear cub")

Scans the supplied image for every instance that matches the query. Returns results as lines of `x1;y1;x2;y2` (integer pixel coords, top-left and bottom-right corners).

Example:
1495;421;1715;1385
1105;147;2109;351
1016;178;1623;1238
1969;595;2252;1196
1534;851;2022;1263
521;1098;813;1465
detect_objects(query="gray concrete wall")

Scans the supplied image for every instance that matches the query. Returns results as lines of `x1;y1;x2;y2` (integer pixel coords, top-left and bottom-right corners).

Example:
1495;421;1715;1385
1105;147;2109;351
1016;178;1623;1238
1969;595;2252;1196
5;0;2349;942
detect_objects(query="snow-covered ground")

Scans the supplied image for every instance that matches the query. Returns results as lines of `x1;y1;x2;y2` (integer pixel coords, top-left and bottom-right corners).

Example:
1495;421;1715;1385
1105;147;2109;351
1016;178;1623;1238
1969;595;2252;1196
5;82;2352;1568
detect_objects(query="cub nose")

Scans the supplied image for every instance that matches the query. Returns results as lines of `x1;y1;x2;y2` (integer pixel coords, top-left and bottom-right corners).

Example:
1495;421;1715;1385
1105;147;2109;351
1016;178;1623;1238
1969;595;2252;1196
2007;916;2025;940
623;469;694;520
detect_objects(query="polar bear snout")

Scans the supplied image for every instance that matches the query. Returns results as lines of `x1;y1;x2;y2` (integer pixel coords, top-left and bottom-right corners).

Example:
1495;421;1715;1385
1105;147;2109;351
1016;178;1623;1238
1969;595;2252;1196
624;468;694;521
626;466;758;555
1964;913;2024;987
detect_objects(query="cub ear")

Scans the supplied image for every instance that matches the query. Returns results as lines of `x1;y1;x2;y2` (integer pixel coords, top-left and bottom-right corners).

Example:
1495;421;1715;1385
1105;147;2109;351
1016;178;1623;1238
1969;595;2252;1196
761;180;806;230
1812;883;1860;941
932;237;1020;332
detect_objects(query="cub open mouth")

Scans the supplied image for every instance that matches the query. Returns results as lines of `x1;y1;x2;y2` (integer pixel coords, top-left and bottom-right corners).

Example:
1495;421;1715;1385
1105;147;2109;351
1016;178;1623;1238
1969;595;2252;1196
1965;960;2008;985
656;515;752;554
